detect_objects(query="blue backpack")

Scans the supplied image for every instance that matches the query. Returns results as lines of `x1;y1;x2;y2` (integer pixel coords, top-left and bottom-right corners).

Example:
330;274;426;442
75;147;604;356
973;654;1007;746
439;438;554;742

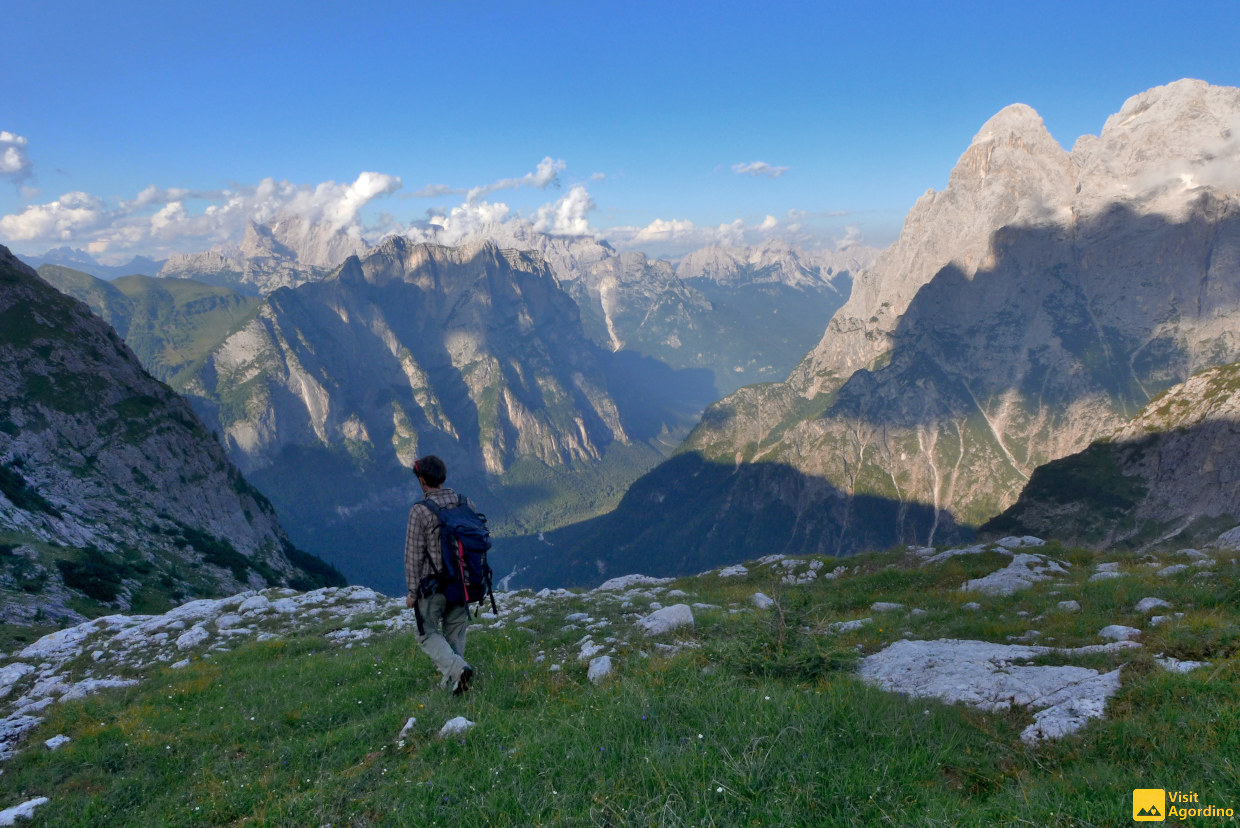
420;495;496;613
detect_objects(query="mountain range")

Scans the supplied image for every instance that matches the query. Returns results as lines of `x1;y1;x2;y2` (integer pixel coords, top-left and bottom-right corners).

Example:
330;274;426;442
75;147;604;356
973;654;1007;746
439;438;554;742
45;227;870;592
508;79;1240;587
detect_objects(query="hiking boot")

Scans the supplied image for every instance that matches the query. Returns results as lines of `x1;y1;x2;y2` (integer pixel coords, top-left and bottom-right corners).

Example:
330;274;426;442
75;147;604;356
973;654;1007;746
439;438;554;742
452;666;473;696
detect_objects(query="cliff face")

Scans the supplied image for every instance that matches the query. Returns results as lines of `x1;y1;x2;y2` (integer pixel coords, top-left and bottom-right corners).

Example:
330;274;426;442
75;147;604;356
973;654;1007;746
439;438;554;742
610;80;1240;565
986;359;1240;548
180;237;691;590
191;238;630;479
0;245;340;620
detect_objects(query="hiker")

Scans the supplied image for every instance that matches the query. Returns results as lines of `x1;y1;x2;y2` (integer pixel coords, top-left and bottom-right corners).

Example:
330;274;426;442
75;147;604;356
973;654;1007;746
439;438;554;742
404;454;492;695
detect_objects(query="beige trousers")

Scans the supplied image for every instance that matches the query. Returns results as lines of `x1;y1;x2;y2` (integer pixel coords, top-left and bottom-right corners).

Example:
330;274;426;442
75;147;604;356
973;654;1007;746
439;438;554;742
416;593;471;687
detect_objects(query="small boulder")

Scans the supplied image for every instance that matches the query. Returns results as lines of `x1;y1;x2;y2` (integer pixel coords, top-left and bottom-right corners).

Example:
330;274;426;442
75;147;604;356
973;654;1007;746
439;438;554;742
1134;597;1171;614
1057;601;1081;613
870;602;904;612
636;605;694;637
438;717;475;738
751;593;774;610
1098;625;1141;642
587;655;613;684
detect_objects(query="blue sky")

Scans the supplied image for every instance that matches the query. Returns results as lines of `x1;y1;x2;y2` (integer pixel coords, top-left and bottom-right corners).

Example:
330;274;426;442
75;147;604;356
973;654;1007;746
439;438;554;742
2;0;1239;263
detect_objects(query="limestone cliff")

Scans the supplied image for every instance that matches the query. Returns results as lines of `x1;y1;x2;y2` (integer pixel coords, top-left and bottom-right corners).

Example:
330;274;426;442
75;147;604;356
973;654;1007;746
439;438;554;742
0;245;342;619
645;79;1240;559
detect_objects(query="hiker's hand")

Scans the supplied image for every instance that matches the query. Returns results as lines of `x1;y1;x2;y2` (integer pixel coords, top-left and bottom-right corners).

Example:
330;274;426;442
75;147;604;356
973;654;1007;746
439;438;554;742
406;595;414;608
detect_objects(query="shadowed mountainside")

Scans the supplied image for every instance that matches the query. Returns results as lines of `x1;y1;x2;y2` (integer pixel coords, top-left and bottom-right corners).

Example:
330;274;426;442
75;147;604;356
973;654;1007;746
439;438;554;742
497;452;959;590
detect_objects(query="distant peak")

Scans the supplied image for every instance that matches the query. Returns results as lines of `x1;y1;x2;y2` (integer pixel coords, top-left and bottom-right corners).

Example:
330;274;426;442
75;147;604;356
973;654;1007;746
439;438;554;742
970;104;1052;146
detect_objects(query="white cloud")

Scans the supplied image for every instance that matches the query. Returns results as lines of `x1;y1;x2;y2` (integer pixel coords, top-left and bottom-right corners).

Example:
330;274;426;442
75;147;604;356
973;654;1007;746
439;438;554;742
533;185;594;235
0;191;105;241
408;199;515;246
606;213;789;251
410;183;460;198
0;131;32;184
732;161;789;179
467;157;565;202
0;171;402;259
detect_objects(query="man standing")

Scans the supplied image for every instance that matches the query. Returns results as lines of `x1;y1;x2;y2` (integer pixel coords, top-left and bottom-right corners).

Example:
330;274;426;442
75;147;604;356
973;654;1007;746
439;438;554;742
405;455;473;695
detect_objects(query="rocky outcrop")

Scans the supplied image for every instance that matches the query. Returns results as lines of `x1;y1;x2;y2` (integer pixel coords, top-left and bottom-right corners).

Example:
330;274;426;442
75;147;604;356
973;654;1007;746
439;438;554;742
673;80;1240;557
0;244;341;613
986;359;1240;547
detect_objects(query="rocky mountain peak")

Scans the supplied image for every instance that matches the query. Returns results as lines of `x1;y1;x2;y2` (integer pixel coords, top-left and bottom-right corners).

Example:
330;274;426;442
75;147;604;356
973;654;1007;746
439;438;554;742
1073;79;1240;212
238;221;297;261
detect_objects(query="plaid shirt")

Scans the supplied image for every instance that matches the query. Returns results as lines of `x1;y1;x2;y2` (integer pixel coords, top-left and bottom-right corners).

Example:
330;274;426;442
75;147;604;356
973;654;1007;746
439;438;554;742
404;487;461;599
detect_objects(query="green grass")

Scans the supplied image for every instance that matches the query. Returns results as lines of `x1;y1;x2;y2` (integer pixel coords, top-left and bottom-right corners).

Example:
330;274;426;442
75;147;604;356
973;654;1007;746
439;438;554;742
1;543;1238;826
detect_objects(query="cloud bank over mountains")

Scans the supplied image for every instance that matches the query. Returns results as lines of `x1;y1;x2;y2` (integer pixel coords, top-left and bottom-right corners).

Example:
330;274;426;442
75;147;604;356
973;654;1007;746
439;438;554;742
0;141;855;262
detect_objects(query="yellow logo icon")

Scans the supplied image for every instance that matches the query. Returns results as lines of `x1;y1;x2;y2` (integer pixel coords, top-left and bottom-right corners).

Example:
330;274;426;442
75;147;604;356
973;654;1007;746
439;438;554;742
1133;789;1166;821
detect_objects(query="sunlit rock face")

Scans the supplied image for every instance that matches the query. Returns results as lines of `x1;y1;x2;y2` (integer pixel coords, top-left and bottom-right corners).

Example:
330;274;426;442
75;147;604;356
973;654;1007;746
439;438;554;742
678;80;1240;555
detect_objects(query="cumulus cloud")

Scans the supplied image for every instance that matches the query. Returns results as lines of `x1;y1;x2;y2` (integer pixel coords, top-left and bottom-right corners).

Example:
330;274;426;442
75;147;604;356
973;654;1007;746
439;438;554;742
606;213;791;252
0;191;106;241
533;185;594;235
732;161;789;179
0;131;33;186
405;199;515;246
467;157;564;202
0;171;402;259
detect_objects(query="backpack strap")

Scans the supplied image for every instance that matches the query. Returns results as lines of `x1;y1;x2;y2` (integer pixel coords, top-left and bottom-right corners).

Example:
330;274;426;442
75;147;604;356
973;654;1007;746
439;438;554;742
417;497;444;574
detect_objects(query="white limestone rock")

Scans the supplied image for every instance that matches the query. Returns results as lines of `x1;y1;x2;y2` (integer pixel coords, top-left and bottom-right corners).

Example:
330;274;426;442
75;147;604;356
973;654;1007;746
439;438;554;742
587;655;613;684
438;717;475;738
1134;597;1171;613
175;626;210;650
858;638;1123;744
636;605;694;637
1157;564;1189;577
1057;601;1081;613
1098;625;1141;642
829;618;873;633
237;595;272;614
962;554;1068;596
717;565;748;578
995;536;1045;550
751;592;774;610
1155;655;1207;673
0;666;34;700
0;797;49;826
593;574;673;592
871;602;904;612
44;734;69;751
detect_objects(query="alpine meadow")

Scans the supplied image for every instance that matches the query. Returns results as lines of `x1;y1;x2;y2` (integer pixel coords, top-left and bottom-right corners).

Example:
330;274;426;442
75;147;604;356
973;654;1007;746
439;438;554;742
3;4;1240;825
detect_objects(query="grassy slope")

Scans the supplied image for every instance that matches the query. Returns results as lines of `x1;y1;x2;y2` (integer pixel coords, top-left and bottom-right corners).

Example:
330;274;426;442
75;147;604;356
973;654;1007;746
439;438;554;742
1;542;1236;826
